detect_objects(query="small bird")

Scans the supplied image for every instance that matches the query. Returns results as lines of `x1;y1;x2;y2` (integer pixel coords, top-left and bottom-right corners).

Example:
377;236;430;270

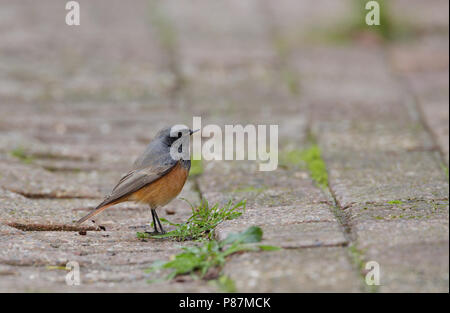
76;126;197;234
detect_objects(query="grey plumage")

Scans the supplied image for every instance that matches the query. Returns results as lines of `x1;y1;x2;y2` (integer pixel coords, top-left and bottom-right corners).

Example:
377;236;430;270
76;126;192;225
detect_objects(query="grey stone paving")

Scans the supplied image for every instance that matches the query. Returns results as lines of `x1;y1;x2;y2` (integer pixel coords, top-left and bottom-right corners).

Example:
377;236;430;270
0;0;448;292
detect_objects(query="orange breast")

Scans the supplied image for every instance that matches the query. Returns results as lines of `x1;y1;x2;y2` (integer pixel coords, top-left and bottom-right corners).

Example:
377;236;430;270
130;161;189;208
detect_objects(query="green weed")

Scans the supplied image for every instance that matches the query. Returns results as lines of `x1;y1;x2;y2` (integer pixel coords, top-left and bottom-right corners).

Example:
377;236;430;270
146;226;280;282
387;200;403;205
280;145;328;188
137;199;246;241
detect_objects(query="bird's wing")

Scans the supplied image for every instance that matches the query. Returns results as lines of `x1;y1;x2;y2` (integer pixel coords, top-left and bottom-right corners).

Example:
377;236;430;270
105;155;177;206
76;154;176;225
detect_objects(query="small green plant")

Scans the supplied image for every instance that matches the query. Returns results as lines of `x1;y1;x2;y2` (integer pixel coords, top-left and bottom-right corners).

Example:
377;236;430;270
146;226;280;282
280;145;328;188
300;145;328;188
137;199;246;241
387;200;403;205
10;147;34;164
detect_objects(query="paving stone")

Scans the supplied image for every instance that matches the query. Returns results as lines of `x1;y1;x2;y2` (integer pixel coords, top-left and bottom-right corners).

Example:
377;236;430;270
326;151;449;208
215;204;346;249
0;160;101;198
223;248;361;292
0;223;219;292
389;37;449;74
390;37;449;164
345;200;449;292
349;201;449;246
391;0;449;33
0;0;171;105
198;158;347;248
0;229;192;267
217;221;346;249
266;0;353;37
369;242;449;292
161;0;274;67
318;122;433;154
0;0;448;293
180;66;307;128
0;274;217;292
295;25;449;293
198;161;328;209
347;200;449;224
421;100;450;165
0;178;198;229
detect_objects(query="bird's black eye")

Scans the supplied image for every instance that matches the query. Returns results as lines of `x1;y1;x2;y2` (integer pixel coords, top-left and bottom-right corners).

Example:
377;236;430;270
177;132;182;138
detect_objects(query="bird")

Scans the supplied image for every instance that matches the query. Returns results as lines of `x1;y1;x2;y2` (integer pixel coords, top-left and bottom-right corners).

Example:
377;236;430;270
76;125;198;234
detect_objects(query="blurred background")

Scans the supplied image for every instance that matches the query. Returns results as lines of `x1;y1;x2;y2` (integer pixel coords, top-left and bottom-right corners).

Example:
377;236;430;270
0;0;448;171
0;0;448;292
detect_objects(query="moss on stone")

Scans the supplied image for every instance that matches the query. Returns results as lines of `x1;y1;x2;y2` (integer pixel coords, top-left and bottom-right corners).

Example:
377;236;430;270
279;144;329;189
387;200;403;205
10;147;34;164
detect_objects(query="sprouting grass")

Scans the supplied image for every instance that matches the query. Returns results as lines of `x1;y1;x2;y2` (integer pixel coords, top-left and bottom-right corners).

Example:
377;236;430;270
136;199;246;241
300;145;328;188
387;200;403;205
280;145;328;189
10;147;34;164
146;226;280;282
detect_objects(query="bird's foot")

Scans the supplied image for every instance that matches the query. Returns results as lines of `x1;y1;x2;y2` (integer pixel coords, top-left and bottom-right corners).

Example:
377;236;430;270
144;230;166;236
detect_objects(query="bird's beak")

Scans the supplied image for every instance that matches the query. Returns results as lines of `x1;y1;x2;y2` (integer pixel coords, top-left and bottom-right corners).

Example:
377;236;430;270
190;129;200;135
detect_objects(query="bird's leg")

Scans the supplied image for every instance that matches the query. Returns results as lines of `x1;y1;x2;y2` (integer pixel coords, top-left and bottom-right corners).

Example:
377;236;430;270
145;208;160;235
151;209;159;233
153;209;166;234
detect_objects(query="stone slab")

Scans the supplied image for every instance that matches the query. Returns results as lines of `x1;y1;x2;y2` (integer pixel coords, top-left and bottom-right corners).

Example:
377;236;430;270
223;248;362;292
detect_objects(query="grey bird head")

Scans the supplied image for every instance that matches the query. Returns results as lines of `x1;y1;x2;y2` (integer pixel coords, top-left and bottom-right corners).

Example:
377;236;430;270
155;125;198;147
133;125;199;170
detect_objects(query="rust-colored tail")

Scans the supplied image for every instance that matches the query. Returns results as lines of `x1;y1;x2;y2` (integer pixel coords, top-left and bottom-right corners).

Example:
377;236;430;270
76;200;119;225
